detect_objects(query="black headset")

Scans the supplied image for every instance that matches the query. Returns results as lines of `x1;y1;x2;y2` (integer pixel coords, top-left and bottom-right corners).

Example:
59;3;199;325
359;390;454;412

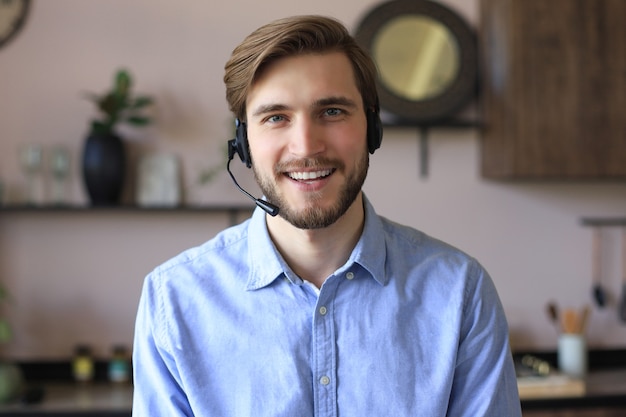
228;106;383;168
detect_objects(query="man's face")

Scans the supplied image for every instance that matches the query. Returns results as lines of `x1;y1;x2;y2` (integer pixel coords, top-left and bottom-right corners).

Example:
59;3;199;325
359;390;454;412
245;52;369;229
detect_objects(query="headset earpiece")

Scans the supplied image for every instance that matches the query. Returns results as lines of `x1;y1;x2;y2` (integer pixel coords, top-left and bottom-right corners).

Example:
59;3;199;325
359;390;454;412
232;119;252;168
366;107;383;154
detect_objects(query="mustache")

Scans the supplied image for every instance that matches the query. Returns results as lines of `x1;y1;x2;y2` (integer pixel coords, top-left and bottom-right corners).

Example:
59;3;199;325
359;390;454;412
275;157;344;172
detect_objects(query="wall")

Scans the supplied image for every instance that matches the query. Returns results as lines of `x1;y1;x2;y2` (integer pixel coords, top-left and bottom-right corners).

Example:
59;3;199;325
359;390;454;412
1;0;625;360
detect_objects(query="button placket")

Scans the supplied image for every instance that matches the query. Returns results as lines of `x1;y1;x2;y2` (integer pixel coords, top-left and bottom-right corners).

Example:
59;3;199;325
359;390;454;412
312;282;338;415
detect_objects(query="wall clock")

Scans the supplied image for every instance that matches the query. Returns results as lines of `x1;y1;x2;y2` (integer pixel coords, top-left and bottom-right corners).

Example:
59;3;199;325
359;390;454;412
0;0;30;49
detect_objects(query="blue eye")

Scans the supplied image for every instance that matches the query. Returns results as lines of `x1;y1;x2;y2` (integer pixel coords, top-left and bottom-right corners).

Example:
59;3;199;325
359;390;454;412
267;115;284;123
325;108;342;116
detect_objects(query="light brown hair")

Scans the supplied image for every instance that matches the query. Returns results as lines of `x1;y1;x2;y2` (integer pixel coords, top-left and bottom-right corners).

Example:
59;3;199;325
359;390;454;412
224;15;379;121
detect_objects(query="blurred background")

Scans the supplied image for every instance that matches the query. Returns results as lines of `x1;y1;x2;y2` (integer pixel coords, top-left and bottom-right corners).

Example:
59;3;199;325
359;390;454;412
0;0;625;361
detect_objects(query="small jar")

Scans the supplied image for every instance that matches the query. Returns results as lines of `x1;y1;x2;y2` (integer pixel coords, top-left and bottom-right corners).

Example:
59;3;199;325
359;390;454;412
72;345;94;383
108;345;130;383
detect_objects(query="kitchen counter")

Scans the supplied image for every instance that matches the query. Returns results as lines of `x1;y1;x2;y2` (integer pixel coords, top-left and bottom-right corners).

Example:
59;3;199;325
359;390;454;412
1;353;624;415
0;382;133;417
3;373;624;415
517;349;626;413
521;368;626;411
0;383;131;416
2;373;624;416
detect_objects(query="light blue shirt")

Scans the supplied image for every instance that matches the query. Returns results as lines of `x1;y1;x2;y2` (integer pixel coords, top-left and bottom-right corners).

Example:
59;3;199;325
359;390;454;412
132;196;521;416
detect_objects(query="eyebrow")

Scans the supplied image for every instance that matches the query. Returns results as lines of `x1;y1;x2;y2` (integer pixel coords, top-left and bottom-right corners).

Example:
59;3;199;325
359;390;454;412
251;104;289;118
314;96;359;109
250;96;359;118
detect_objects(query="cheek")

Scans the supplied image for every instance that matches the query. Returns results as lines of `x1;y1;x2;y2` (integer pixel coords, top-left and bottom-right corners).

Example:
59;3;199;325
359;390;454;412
336;123;368;154
248;138;277;170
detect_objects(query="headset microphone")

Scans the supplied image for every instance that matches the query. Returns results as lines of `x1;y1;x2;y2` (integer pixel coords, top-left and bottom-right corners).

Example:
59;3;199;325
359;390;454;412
227;139;279;217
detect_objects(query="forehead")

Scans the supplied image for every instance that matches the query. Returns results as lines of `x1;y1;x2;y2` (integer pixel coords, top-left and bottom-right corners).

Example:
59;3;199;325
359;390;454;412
246;52;362;113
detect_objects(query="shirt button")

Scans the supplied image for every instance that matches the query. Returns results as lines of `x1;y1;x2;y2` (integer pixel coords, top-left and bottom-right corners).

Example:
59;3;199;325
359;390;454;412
319;375;330;385
319;306;327;315
346;272;355;280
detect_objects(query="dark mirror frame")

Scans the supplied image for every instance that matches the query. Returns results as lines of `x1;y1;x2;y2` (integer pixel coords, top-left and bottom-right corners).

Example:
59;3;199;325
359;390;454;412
0;0;31;50
354;0;478;124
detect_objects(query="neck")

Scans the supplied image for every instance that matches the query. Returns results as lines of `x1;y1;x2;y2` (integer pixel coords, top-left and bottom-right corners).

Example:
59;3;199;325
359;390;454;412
266;193;365;288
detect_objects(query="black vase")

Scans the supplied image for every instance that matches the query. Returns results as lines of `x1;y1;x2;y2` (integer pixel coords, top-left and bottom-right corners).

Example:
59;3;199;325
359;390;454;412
82;132;126;206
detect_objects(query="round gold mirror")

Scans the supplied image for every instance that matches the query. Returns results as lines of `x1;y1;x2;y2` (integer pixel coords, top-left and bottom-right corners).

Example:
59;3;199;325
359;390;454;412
355;0;477;124
374;15;460;101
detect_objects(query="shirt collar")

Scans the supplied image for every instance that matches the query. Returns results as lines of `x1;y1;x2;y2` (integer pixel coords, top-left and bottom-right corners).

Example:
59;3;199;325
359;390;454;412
349;194;388;286
244;207;286;290
244;194;388;290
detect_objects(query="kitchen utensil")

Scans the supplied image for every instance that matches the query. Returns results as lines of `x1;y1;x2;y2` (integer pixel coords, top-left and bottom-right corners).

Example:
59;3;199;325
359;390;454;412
592;227;607;308
619;228;626;322
578;305;590;334
545;301;559;332
561;308;579;334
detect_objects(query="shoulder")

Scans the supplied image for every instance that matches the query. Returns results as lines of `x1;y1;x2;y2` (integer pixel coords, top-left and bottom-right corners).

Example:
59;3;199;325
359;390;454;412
147;219;251;289
377;215;492;299
380;215;477;266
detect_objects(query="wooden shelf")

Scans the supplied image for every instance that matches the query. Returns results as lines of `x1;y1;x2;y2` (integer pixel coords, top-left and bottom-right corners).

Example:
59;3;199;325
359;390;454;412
581;218;626;227
0;204;254;213
0;204;255;226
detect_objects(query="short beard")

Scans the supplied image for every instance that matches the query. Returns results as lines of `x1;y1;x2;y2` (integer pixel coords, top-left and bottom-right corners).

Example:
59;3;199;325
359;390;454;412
253;152;369;229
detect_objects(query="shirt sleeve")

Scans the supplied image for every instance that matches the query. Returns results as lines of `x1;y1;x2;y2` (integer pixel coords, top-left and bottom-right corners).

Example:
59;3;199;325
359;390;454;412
132;272;193;417
447;259;522;416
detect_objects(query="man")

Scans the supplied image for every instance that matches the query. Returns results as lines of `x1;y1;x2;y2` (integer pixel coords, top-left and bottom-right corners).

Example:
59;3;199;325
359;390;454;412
132;15;522;416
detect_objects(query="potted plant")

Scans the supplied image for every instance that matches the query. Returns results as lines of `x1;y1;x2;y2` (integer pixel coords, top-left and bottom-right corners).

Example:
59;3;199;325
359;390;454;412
82;69;154;205
0;285;23;404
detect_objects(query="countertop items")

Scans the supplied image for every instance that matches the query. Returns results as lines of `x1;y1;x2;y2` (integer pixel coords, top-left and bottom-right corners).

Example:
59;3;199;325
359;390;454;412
516;355;585;399
516;349;626;412
1;372;624;415
0;354;624;415
0;383;131;416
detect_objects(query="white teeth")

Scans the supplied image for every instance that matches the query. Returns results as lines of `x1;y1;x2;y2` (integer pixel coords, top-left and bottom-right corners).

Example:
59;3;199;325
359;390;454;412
288;169;332;180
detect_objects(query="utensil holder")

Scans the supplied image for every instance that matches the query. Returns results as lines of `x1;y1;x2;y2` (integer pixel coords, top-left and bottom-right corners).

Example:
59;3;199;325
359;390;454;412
558;333;587;378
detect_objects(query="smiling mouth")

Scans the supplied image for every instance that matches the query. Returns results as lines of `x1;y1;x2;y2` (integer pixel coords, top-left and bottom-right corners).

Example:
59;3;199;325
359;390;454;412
287;169;334;181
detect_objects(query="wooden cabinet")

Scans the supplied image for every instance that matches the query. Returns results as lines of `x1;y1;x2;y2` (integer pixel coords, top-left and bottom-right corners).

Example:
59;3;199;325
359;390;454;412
479;0;626;179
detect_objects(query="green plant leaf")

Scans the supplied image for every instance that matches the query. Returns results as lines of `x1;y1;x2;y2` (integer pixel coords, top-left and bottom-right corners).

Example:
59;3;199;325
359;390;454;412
0;321;11;344
130;96;153;108
198;165;222;185
114;70;131;97
84;68;154;134
98;93;120;117
126;116;151;126
90;121;110;135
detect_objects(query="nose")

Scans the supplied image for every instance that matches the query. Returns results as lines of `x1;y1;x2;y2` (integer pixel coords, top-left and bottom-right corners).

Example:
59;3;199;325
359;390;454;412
288;118;325;157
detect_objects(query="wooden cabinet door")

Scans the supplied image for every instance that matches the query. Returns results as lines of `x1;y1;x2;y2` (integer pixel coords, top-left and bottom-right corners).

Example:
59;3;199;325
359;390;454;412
480;0;626;179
